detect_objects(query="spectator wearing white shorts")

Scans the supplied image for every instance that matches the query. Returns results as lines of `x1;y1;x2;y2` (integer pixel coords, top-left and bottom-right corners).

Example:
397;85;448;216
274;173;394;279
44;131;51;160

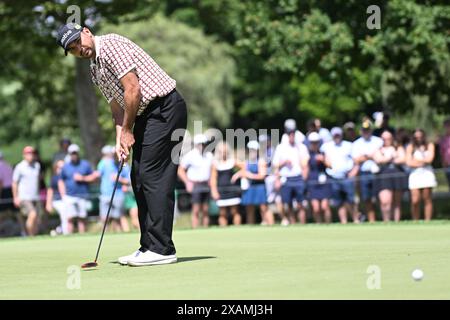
58;144;97;234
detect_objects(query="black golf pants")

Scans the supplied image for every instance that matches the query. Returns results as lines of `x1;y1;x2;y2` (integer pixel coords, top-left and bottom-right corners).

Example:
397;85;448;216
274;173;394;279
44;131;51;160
131;89;187;255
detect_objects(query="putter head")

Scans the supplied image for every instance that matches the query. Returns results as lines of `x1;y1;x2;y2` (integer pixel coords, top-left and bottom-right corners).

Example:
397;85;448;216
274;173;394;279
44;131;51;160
81;261;98;269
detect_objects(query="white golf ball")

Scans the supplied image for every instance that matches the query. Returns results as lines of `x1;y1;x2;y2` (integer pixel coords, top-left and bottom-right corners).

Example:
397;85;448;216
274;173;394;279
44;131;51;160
412;269;424;281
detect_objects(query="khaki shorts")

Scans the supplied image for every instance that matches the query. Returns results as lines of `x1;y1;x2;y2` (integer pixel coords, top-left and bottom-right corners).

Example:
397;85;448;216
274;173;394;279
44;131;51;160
20;200;42;217
64;196;88;219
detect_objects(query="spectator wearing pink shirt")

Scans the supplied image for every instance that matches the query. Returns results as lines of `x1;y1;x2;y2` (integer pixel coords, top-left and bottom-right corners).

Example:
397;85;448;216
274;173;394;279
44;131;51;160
439;118;450;190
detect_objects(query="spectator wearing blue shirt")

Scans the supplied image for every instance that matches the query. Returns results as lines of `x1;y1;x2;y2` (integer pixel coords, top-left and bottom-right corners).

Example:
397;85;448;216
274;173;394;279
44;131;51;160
58;144;97;234
46;160;68;234
321;127;359;224
97;146;130;232
351;120;384;223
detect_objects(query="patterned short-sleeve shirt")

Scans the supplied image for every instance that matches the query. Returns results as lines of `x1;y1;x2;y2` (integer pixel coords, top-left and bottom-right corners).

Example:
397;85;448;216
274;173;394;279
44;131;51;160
90;34;176;115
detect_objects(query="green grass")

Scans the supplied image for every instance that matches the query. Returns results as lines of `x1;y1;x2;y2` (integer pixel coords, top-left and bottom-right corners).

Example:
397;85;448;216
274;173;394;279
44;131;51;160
1;222;450;299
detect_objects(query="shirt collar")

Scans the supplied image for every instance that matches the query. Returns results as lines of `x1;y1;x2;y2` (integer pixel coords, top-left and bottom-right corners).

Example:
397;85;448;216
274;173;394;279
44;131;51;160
93;36;102;63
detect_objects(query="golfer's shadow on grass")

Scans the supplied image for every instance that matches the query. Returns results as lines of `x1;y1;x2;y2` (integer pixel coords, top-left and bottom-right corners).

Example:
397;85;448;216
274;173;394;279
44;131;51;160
177;256;216;263
109;256;217;265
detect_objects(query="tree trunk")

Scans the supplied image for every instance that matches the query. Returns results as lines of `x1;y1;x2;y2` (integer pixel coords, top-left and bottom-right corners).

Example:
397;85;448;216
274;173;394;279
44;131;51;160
75;59;104;165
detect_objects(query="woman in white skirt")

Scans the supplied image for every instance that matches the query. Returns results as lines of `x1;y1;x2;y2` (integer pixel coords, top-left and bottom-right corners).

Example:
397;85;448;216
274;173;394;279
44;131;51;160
406;129;437;221
210;142;242;226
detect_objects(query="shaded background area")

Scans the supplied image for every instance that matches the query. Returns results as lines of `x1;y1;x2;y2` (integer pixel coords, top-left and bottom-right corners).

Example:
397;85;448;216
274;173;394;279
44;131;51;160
0;0;449;165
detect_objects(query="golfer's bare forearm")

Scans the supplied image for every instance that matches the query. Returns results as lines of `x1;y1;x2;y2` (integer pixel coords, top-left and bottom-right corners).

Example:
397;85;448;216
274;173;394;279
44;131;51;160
120;72;141;131
110;99;124;126
122;92;140;131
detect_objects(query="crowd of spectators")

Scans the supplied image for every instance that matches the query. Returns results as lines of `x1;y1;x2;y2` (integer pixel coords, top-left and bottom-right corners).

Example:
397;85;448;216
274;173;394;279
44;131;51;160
0;139;137;236
0;115;449;236
179;115;450;228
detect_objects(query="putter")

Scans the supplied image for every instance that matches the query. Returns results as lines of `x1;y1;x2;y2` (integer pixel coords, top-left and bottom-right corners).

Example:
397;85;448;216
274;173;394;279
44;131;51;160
81;158;125;269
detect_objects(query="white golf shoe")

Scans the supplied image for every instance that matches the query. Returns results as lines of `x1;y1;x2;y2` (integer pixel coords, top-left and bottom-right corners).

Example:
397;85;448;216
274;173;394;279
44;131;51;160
118;250;141;265
127;250;177;267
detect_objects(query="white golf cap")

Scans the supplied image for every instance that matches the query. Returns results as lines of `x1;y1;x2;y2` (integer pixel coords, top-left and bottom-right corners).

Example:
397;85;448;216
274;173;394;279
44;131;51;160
193;134;208;145
331;127;343;136
284;119;297;133
343;121;355;130
68;144;80;154
307;132;321;142
258;134;268;142
101;145;115;155
247;140;259;150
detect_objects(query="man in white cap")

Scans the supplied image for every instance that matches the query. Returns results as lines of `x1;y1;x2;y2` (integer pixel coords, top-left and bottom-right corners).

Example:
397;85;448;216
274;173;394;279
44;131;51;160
352;119;383;222
272;126;310;225
280;119;306;146
58;144;97;233
178;134;213;228
321;127;359;223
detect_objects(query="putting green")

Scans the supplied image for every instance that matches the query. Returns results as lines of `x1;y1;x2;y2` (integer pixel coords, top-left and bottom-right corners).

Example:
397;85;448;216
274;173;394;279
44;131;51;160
1;222;450;299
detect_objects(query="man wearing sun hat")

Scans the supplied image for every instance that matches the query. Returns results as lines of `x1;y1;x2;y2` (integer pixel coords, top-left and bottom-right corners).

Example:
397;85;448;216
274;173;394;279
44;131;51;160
12;146;41;236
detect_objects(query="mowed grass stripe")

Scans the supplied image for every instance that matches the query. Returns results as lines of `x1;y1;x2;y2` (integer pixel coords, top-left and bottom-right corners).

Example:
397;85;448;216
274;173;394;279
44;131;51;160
1;223;449;299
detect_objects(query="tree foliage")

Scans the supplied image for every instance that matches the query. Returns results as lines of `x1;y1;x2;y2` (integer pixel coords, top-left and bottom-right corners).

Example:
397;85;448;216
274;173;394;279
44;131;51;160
361;0;450;113
166;0;449;129
0;0;449;162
